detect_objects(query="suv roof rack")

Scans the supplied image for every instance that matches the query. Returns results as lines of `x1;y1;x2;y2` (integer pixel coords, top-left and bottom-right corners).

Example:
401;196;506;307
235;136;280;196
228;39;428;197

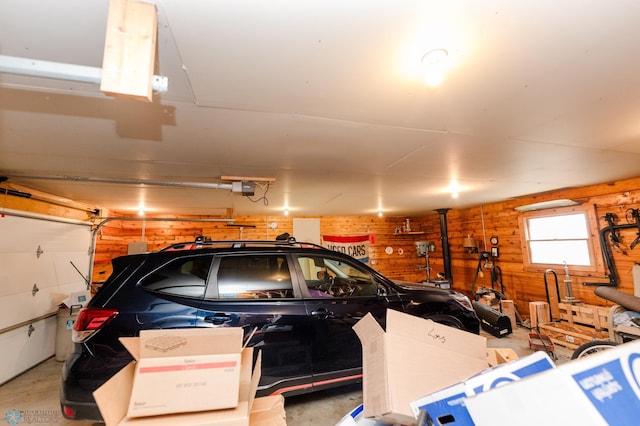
159;236;327;252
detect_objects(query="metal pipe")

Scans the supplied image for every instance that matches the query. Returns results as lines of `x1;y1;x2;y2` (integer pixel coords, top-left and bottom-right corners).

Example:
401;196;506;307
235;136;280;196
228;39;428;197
434;208;453;286
0;54;168;93
1;183;99;214
7;174;234;190
0;207;92;227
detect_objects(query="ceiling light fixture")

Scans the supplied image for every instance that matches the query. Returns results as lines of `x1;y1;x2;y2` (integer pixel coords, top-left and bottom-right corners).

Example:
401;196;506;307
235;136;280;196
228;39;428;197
421;48;448;87
447;179;461;198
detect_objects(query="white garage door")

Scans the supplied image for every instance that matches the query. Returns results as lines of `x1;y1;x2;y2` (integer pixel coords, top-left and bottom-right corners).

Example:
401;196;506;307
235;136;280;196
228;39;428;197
0;211;92;384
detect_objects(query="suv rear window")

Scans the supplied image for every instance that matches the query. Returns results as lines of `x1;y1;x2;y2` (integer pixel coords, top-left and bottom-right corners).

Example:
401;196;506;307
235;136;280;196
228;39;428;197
140;255;213;298
216;254;293;299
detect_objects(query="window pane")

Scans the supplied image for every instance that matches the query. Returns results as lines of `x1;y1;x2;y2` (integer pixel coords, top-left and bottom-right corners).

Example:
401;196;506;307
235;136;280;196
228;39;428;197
217;255;293;299
530;240;591;266
528;214;588;239
140;255;212;298
297;256;334;297
297;255;378;297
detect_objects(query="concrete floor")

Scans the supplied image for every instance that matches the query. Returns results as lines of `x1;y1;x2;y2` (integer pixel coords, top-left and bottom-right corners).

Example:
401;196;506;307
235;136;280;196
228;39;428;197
0;326;573;426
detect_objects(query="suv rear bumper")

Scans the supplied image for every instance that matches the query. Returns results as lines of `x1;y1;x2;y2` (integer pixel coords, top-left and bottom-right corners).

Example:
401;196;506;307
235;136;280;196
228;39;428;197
59;386;102;422
59;351;124;422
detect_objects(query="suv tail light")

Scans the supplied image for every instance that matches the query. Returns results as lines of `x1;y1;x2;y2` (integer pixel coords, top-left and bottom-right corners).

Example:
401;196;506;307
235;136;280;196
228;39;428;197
61;405;76;419
72;308;118;343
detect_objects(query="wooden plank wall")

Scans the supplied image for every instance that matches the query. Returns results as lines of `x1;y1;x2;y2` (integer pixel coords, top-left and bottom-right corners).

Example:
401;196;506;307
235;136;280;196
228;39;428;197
5;177;640;319
91;214;433;283
443;179;640;317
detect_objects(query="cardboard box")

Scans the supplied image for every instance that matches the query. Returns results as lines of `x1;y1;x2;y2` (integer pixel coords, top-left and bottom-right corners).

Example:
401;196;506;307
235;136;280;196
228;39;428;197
410;351;555;425
248;395;287;426
128;328;243;417
94;327;259;425
486;347;518;367
336;403;394;426
352;309;488;425
466;340;640;426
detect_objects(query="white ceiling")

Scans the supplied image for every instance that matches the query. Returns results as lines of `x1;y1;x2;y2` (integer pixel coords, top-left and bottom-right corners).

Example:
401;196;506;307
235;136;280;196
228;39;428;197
1;0;640;217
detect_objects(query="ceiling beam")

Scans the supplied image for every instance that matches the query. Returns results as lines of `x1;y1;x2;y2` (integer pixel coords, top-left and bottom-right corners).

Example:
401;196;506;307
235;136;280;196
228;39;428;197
101;0;158;101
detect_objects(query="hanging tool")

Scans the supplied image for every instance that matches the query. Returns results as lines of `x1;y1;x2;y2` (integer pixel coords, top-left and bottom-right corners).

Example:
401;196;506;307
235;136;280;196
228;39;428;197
584;209;640;287
473;252;508;314
604;212;620;246
490;264;505;296
470;251;491;295
626;208;640;249
489;263;523;325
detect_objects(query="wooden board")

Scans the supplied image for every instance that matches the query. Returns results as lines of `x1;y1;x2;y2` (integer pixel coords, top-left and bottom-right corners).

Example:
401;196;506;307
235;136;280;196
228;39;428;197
529;301;550;328
501;300;518;327
101;0;158;101
557;303;609;331
538;321;609;350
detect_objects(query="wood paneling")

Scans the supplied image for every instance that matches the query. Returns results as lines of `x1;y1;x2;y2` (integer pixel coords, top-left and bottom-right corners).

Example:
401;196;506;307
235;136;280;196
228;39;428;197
7;177;640;321
79;177;640;317
443;181;640;318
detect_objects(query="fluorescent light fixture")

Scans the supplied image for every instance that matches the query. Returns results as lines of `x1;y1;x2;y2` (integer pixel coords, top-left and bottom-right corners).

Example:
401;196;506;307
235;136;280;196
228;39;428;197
514;199;581;212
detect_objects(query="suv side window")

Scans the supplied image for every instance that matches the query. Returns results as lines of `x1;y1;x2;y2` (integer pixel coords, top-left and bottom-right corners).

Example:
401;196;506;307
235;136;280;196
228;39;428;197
217;254;294;299
140;255;213;298
297;255;379;297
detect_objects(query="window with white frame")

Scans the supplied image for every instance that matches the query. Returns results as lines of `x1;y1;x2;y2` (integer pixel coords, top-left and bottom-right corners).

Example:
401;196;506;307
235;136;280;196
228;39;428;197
520;207;601;272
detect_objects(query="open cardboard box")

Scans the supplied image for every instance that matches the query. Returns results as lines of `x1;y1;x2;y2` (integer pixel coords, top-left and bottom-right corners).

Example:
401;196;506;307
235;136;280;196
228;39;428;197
465;340;640;426
249;394;287;426
353;309;489;425
93;327;278;426
410;350;555;426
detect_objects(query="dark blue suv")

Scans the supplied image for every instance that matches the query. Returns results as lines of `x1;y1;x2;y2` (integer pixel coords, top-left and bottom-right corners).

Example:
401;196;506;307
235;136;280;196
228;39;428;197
60;238;479;421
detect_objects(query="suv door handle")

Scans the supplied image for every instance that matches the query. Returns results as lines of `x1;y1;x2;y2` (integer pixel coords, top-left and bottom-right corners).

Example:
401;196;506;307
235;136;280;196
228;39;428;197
204;314;232;325
311;308;334;319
